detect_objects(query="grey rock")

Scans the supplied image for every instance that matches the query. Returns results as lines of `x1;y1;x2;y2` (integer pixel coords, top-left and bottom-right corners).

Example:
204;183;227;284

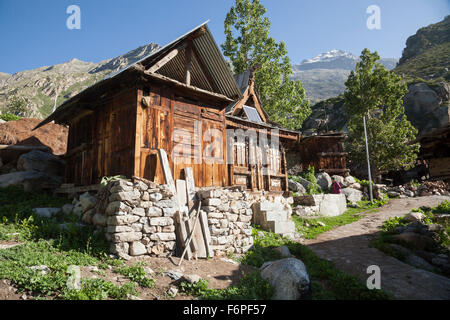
166;270;183;280
344;176;357;185
288;179;306;194
79;192;97;212
315;172;332;191
17;150;65;176
0;170;62;191
404;212;425;223
274;245;291;258
341;187;363;204
183;274;201;284
260;258;311;300
61;203;74;215
318;194;347;217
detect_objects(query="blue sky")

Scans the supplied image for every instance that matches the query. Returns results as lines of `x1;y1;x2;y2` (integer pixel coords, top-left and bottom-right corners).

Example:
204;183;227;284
0;0;448;74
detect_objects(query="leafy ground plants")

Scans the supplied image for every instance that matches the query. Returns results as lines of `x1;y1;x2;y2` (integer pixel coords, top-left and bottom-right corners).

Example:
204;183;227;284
239;228;392;300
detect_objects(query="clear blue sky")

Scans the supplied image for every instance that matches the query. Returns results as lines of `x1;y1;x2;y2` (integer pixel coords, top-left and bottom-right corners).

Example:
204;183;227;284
0;0;448;74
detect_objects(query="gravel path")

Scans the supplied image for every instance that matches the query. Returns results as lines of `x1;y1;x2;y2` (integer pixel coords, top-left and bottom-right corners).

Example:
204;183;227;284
305;195;450;300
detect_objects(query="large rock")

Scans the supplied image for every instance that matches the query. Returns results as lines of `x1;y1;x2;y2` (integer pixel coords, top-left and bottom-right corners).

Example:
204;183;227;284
404;211;425;223
129;242;147;256
17;150;65;176
296;176;314;190
293;194;324;206
392;232;435;250
0;170;62;191
344;176;357;185
288;179;306;194
331;175;346;187
260;258;311;300
318;194;347;217
315;172;332;191
341;187;363;204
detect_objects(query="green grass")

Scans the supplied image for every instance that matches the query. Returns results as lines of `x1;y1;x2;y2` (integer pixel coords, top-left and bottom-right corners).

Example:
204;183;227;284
114;262;155;288
239;228;392;300
179;272;274;300
292;200;384;239
0;113;21;121
0;186;121;299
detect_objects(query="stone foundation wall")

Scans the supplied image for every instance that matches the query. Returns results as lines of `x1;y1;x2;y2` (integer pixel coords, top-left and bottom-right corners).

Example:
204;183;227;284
198;188;254;256
86;179;181;259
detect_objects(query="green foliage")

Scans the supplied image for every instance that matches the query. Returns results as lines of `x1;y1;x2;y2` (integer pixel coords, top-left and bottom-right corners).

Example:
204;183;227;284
100;175;126;188
180;272;274;300
300;166;321;194
222;0;310;129
0;113;21;121
344;49;420;177
114;263;155;288
6;96;29;117
0;240;99;296
432;200;450;214
293;201;382;239
62;278;137;300
240;227;392;299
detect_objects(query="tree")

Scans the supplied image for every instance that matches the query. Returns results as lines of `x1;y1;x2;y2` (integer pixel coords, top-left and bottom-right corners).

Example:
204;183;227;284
7;96;28;116
222;0;310;129
344;48;420;179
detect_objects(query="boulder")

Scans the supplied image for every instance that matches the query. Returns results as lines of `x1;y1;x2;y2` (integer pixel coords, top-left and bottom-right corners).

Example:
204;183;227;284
344;176;357;185
296;176;314;190
318;194;347;217
404;212;425;223
61;204;74;215
274;245;291;258
341;188;363;204
392;232;435;250
288;179;306;194
348;183;362;190
17;150;65;176
0;170;62;191
32;207;60;218
315;172;332;191
260;258;311;300
293;194;324;206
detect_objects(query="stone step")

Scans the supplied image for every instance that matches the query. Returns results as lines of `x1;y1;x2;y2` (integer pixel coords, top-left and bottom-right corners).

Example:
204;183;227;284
264;220;296;234
263;210;288;223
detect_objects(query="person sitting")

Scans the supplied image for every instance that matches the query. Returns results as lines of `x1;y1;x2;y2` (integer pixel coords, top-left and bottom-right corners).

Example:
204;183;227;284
332;177;342;194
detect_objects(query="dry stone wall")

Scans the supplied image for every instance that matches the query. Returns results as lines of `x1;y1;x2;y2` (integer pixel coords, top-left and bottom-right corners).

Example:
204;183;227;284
83;179;263;259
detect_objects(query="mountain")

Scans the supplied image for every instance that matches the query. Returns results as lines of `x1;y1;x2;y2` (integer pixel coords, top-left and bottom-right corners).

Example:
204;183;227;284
301;16;450;137
0;43;160;119
291;49;397;104
394;15;450;82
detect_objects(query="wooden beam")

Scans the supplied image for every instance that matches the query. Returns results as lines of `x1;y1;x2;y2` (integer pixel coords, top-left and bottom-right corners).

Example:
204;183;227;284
185;40;192;86
158;148;176;195
142;70;234;102
147;42;187;74
184;167;196;210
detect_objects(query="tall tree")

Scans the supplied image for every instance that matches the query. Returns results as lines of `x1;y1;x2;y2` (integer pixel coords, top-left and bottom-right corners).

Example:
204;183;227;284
344;48;419;179
222;0;310;129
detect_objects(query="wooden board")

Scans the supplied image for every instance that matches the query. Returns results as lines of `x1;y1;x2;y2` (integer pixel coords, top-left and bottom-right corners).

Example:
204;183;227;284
184;167;196;210
176;179;187;206
186;212;207;258
174;211;192;260
199;210;213;258
184;215;199;258
158;148;176;194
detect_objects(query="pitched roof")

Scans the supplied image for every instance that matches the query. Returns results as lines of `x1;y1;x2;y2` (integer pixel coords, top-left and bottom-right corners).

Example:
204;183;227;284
36;21;242;129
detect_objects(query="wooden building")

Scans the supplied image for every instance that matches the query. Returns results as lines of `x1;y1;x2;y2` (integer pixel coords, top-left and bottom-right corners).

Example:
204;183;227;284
289;132;348;175
36;22;299;191
225;71;299;191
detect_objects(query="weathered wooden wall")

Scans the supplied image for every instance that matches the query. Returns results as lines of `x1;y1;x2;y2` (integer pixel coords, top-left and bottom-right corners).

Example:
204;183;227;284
65;87;137;185
135;84;228;188
295;135;347;175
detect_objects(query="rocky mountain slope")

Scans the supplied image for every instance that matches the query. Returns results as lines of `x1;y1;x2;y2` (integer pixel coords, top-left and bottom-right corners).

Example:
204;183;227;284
291;49;397;104
301;16;450;137
0;43;160;119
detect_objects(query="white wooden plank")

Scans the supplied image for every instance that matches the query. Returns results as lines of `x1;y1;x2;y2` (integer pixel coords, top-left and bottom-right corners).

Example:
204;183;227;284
158;148;176;195
176;179;187;206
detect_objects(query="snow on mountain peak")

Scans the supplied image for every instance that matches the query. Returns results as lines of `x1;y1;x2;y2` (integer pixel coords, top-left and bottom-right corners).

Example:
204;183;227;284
301;49;358;64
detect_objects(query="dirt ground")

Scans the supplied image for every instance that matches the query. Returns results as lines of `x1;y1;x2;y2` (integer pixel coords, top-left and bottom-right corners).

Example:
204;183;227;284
0;246;256;300
0;118;67;155
305;195;450;300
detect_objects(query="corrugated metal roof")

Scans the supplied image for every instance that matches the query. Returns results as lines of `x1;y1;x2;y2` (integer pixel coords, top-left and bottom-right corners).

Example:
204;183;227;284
35;21;242;129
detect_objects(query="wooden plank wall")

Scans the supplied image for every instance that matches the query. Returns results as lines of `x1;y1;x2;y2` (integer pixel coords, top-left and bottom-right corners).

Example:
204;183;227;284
65;87;137;185
137;84;227;188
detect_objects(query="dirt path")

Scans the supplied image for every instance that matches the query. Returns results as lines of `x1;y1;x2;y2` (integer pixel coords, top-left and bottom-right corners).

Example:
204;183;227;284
305;195;450;300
